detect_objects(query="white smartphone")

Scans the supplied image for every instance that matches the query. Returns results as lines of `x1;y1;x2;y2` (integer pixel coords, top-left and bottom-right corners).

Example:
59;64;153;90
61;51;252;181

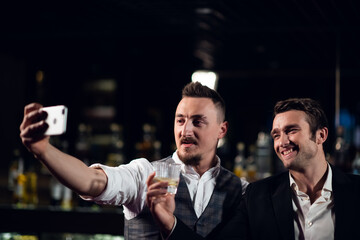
41;105;68;136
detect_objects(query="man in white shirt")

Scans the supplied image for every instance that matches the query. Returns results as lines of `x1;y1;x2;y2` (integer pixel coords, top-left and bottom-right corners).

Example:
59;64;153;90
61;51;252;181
20;82;248;240
147;98;360;240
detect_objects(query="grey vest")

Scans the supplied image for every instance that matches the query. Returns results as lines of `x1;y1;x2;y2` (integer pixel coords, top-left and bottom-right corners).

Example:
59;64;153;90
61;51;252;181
124;157;243;240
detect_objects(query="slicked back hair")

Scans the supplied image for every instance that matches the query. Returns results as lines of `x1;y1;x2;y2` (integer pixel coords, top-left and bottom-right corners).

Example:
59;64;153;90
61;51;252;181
182;82;226;123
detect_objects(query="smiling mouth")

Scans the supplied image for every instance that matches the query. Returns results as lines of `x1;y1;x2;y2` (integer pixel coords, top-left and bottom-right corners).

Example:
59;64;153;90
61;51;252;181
282;149;293;155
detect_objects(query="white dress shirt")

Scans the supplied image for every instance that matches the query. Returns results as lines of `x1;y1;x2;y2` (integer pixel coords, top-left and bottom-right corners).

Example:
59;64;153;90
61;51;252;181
82;151;248;220
290;163;335;240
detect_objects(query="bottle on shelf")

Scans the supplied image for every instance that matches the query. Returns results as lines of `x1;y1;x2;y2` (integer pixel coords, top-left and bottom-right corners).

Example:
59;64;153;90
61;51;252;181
8;148;28;208
13;172;27;208
106;123;126;167
135;123;157;161
352;150;360;175
233;142;247;179
24;165;39;207
246;144;257;182
333;126;352;173
48;137;74;210
255;131;272;179
75;123;92;166
153;140;162;160
8;149;24;192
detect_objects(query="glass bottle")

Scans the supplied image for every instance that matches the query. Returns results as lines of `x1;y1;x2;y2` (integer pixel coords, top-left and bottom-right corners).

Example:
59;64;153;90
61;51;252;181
233;142;246;179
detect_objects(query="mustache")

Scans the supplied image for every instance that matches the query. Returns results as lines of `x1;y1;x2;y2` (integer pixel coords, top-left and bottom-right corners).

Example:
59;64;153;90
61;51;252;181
180;136;197;144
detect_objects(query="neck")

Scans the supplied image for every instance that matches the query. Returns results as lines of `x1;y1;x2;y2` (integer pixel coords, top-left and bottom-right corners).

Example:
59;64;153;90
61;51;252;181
290;160;328;203
192;155;217;176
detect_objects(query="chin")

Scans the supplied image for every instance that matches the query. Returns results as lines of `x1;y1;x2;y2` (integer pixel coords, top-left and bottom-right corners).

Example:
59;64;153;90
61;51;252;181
178;152;201;166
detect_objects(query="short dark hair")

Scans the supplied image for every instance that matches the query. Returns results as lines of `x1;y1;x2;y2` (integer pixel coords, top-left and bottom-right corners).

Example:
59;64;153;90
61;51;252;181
182;82;226;122
273;98;328;136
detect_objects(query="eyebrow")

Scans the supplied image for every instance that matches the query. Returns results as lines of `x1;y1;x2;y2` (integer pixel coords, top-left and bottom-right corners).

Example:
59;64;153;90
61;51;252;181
175;114;207;120
271;124;300;136
270;129;278;137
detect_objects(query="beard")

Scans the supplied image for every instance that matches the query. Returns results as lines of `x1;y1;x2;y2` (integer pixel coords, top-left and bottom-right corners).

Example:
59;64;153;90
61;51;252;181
177;136;202;166
178;151;202;166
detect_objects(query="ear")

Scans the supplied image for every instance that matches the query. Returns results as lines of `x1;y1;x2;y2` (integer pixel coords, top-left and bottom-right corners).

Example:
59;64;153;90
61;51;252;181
218;121;228;139
317;127;328;144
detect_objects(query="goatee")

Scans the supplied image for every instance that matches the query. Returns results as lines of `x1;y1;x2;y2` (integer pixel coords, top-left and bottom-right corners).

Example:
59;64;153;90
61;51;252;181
178;152;201;166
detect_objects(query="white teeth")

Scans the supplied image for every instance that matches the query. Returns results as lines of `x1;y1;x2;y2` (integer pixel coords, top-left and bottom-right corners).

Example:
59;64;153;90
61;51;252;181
283;149;293;155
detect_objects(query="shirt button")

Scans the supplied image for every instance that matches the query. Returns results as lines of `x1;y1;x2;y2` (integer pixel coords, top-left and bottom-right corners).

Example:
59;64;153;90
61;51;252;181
308;221;313;226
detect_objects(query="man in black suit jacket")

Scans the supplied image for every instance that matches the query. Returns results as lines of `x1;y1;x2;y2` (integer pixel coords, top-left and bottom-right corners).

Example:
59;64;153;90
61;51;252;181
147;98;360;240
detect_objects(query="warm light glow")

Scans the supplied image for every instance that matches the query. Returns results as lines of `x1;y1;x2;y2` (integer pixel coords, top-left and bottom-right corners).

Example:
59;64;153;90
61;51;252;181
36;70;44;84
191;70;218;90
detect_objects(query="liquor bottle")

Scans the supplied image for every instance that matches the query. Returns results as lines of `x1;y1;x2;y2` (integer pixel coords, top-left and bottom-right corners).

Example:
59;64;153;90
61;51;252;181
106;123;126;166
13;172;27;208
246;144;257;182
24;165;39;207
153;140;162;160
135;123;156;161
49;137;64;207
352;150;360;175
8;149;24;192
59;139;73;210
255;131;272;179
9;149;27;207
233;142;246;179
75;123;92;166
333;126;351;172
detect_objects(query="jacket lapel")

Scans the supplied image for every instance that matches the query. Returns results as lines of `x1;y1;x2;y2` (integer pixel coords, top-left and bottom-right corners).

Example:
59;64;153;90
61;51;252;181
271;172;295;240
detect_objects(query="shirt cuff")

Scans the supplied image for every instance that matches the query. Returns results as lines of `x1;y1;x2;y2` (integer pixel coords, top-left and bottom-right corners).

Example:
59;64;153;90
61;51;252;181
161;216;177;240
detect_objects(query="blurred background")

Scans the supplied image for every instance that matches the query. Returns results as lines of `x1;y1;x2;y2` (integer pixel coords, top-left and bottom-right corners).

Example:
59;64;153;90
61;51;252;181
1;0;360;238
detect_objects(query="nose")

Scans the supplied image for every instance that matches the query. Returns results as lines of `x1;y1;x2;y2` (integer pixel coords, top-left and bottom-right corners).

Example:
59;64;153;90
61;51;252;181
278;133;290;147
182;120;194;137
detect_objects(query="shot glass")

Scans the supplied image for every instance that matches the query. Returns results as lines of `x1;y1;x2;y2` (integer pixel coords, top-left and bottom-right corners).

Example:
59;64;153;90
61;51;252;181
152;162;181;194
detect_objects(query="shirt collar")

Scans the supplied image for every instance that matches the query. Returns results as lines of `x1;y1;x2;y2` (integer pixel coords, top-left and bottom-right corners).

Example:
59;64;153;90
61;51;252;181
172;151;221;178
289;162;333;198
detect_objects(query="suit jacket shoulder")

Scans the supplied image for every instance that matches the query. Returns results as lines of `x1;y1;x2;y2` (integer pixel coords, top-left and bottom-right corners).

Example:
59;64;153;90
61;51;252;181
331;165;360;239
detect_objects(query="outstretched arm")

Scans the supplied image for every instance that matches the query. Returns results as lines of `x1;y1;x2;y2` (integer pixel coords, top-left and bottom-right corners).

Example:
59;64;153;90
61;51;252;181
19;103;107;197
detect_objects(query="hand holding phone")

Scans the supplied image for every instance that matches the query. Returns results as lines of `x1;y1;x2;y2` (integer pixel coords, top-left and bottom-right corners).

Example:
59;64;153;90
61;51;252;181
41;105;68;135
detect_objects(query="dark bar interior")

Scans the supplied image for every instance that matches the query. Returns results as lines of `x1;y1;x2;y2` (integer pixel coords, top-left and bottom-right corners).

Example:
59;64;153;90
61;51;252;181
1;1;360;239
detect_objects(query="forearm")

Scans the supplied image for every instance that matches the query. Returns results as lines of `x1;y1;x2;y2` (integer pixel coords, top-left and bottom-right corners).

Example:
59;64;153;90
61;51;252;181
37;144;107;197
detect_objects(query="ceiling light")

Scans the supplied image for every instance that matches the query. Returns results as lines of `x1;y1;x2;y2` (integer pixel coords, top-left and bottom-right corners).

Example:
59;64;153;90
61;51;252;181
191;70;218;90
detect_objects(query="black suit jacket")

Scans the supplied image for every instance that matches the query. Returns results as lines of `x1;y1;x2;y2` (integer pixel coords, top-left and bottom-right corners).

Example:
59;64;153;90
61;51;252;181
170;164;360;240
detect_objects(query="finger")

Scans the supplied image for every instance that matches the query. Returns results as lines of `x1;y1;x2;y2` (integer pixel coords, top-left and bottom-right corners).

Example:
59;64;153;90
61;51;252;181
147;182;168;195
146;172;156;187
152;196;167;205
148;195;167;211
20;107;47;131
24;103;43;116
146;183;168;207
20;120;48;142
147;188;168;198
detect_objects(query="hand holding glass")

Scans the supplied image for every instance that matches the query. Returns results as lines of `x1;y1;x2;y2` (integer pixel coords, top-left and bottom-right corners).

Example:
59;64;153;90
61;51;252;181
152;162;181;194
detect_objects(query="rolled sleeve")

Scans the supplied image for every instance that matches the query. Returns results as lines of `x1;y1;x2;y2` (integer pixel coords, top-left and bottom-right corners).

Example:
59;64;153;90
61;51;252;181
80;158;155;219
